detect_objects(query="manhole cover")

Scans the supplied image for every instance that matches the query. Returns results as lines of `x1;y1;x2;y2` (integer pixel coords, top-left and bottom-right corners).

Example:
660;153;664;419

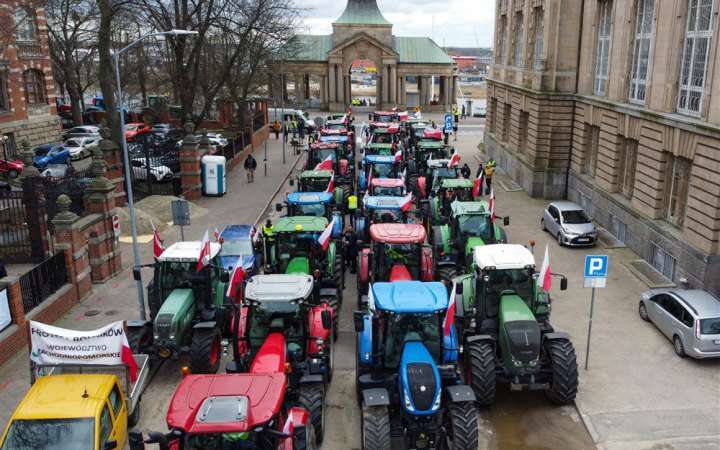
84;310;101;317
104;310;119;316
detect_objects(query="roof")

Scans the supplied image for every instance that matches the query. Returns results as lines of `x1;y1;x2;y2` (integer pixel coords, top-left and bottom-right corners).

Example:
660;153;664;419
310;142;340;150
451;200;490;216
665;289;720;316
370;223;426;244
12;374;115;419
274;216;329;233
371;281;448;313
473;244;535;271
300;169;333;178
372;125;400;133
441;178;474;189
367;143;393;149
159;241;221;263
393;37;455;64
287;192;333;205
282;35;333;62
364;195;407;210
370;177;405;188
417;141;446;149
364;154;396;164
319;135;349;143
427;159;452;168
220;225;253;240
245;274;314;301
334;0;390;25
549;201;585;212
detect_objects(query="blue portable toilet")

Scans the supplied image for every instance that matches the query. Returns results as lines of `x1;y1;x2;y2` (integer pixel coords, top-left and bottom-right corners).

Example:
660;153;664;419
201;155;226;196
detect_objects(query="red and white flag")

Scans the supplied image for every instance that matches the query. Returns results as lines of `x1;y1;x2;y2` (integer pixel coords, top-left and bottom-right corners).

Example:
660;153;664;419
314;155;333;171
196;230;211;273
325;173;335;193
226;264;246;299
538;244;552;293
442;283;457;337
317;216;337;251
449;151;460;168
400;193;414;212
213;228;220;240
488;188;496;221
151;221;164;259
367;167;373;189
394;149;402;162
472;171;485;199
401;167;407;185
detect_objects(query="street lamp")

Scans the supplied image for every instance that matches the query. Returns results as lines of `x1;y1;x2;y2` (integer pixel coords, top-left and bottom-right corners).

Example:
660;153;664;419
113;29;199;320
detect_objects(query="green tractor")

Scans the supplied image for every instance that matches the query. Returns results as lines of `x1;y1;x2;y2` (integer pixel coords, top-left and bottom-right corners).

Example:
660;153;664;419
428;178;476;225
127;241;230;374
453;244;578;406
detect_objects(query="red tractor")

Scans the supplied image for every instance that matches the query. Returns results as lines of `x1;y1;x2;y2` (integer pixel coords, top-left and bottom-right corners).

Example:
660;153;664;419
357;223;434;305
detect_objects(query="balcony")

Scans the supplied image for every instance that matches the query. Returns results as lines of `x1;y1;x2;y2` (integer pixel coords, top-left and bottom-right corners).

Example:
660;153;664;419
16;42;43;59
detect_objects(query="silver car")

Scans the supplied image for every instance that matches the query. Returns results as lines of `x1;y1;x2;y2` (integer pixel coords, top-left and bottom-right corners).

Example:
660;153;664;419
541;201;597;246
639;289;720;359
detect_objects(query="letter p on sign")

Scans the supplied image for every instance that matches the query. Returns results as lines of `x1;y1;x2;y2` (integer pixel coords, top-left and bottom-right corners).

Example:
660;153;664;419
584;255;608;278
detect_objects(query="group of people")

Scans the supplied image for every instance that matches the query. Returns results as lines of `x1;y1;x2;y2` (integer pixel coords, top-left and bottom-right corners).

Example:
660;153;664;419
271;118;305;140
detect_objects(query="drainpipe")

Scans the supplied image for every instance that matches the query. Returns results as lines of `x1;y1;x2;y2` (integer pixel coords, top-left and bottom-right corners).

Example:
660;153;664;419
564;0;585;199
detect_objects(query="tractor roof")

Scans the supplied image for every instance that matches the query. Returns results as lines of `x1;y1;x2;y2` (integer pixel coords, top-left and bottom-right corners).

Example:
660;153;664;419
309;142;339;150
323;119;347;128
427;159;452;169
369;223;426;244
159;241;221;263
374;111;395;116
473;244;535;271
166;373;286;434
367;143;393;149
287;192;333;205
363;195;408;210
372;126;399;134
371;281;448;313
441;178;474;189
319;134;349;143
300;169;333;178
451;200;490;216
274;216;328;233
364;154;396;164
220;224;255;240
245;274;314;301
416;141;446;149
423;129;443;139
370;177;405;188
12;374;115;420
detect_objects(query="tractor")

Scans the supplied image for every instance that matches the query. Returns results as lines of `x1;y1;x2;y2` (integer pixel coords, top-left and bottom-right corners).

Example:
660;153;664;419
358;154;402;194
369;110;398;125
368;177;406;197
293;169;334;193
453;244;578;406
277;192;344;236
355;195;416;244
431;200;509;283
319;131;354;159
353;281;479;450
364;142;395;156
305;141;355;200
357;223;433;303
428;178;476;225
415;159;460;201
127;242;229;374
368;126;400;145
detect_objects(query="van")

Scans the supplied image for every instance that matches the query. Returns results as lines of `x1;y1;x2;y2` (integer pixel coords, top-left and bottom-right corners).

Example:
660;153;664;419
268;108;316;131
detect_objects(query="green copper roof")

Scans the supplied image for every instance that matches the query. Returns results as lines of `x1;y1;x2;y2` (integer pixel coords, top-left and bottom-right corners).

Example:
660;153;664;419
334;0;390;25
393;37;454;64
283;35;333;62
274;216;328;233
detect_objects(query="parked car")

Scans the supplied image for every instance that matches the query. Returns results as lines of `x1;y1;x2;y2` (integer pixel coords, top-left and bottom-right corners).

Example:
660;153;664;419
0;159;23;178
34;146;70;169
205;133;229;147
541;201;598;246
156;152;180;173
63;125;100;140
64;136;100;160
639;289;720;359
125;123;152;142
130;158;173;182
32;144;56;158
41;164;71;178
472;99;487;117
268;107;317;131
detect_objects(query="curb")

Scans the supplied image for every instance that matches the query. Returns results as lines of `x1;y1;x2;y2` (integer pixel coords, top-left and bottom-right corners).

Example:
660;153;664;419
253;150;304;228
573;399;601;445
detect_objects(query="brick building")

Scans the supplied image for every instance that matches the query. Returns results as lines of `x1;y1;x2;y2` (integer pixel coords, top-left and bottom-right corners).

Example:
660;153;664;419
0;2;61;155
485;0;720;293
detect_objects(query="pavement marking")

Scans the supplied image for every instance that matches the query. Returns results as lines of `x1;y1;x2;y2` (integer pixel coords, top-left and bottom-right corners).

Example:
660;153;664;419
119;234;153;244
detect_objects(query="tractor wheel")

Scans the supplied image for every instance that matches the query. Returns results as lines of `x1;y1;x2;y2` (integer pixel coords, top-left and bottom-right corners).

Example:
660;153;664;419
333;252;345;297
361;403;391;450
544;339;579;404
128;395;141;427
438;266;458;287
298;383;325;444
189;328;222;374
445;401;479;450
466;340;496;406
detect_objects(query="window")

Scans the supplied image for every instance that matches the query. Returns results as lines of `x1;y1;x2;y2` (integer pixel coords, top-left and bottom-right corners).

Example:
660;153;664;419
618;138;638;197
489;98;497;133
23;69;46;104
109;385;122;416
665;156;690;226
677;0;714;115
679;307;694;328
100;405;113;444
629;0;655;103
609;213;626;243
583;125;600;176
2;133;16;160
594;0;613;95
579;191;593;216
14;8;37;42
0;70;9;112
498;15;508;64
502;103;511;142
514;12;524;67
533;7;545;70
518;111;529;152
651;242;677;281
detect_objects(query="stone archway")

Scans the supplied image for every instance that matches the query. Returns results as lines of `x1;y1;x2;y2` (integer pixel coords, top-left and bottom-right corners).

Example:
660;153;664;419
341;38;383;108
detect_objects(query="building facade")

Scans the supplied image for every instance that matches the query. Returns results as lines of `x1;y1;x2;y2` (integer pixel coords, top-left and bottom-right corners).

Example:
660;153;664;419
486;0;720;294
0;2;61;155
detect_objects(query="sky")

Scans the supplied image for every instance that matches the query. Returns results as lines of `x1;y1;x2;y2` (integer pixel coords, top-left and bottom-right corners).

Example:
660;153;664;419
297;0;495;48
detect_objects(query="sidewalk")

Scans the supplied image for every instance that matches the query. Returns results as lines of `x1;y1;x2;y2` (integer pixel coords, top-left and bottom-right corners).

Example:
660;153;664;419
0;134;303;428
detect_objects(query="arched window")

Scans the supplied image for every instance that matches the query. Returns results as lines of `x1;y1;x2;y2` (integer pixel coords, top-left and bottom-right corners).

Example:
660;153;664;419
14;8;38;42
23;69;46;104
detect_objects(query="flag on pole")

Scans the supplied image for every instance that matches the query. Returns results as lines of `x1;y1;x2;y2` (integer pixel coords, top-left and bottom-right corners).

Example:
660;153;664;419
538;244;552;293
213;228;220;240
449;151;460;168
394;149;402;162
196;230;211;273
317;216;337;251
151;221;164;259
488;188;496;221
325;173;335;193
472;170;485;199
399;193;414;212
367;167;373;189
226;264;246;299
314;155;333;171
443;283;457;337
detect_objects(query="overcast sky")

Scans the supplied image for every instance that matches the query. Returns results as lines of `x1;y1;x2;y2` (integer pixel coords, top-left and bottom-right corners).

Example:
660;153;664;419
297;0;495;48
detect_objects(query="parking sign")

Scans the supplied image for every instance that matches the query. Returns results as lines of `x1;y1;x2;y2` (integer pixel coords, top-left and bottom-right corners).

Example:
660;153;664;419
444;113;453;133
584;255;608;288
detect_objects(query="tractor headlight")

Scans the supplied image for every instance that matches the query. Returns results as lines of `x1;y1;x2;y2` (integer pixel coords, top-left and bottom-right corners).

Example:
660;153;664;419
169;334;175;340
529;359;538;366
432;392;441;411
403;389;415;412
154;334;159;340
513;358;522;367
469;318;476;329
316;338;325;351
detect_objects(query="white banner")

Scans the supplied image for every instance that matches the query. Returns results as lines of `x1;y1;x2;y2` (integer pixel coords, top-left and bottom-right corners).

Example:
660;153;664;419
29;320;131;366
0;289;10;332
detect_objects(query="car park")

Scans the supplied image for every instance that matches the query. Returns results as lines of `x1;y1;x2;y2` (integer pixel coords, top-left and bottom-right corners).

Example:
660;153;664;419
64;136;100;160
130;158;173;182
639;289;720;359
541;201;598;246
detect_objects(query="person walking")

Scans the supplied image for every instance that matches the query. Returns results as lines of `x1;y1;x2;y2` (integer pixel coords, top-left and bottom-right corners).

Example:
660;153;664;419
460;163;471;179
453;121;459;142
291;118;298;139
347;193;358;227
453;105;460;124
484;160;496;194
461;104;466;120
343;227;358;274
244;153;257;183
272;120;281;139
298;120;305;140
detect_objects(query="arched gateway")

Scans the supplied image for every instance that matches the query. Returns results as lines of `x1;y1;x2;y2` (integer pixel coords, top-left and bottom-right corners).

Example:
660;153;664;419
268;0;457;112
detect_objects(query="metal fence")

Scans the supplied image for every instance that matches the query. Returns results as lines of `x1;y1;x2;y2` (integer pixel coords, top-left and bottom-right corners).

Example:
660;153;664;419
20;252;68;313
0;188;48;263
127;133;182;201
34;168;92;228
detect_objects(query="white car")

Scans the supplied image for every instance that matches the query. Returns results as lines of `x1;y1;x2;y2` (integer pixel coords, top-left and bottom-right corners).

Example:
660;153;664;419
64;136;100;160
41;164;71;178
130;158;173;182
205;133;229;147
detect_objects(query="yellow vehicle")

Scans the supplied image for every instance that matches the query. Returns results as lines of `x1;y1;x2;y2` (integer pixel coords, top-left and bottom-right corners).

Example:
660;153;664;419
0;357;148;450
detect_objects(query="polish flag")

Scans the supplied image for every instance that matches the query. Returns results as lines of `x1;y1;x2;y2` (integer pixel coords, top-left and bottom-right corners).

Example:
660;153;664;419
538;244;552;293
317;216;337;251
151;221;164;259
282;413;295;436
472;171;485;199
394;149;402;162
196;230;211;273
488;188;496;221
449;151;460;168
121;332;139;382
226;264;246;299
213;228;220;240
325;173;335;193
367;168;373;189
314;155;333;171
442;282;457;337
401;167;407;185
399;193;414;212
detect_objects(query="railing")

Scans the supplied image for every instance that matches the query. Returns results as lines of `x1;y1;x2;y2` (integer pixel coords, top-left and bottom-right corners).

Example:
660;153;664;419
20;252;68;314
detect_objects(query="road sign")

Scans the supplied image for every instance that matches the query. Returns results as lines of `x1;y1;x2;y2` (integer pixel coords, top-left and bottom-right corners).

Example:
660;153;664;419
583;255;608;370
171;200;191;226
111;215;120;238
444;113;453;133
584;255;608;278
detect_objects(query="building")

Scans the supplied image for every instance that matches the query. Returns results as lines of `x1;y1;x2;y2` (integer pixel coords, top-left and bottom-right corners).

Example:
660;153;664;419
452;56;479;72
0;2;61;156
269;0;457;111
485;0;720;294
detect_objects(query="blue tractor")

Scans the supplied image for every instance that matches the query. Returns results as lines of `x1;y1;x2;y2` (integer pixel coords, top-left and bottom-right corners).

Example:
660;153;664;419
355;195;416;244
218;225;261;275
276;192;344;238
358;154;401;194
353;281;479;450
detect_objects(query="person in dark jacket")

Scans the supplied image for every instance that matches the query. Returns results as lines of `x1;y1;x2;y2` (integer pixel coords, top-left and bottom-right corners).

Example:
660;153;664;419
343;227;358;274
460;163;471;179
244;154;257;183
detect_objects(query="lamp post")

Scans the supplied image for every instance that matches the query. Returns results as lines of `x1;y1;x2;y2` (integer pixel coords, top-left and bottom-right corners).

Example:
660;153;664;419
113;29;198;320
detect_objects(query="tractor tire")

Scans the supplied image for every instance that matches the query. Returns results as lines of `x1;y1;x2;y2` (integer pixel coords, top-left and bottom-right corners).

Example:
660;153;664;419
128;395;141;427
467;340;496;406
189;328;222;374
361;403;391;450
333;252;345;297
446;401;479;450
298;383;325;444
544;339;579;404
438;266;458;287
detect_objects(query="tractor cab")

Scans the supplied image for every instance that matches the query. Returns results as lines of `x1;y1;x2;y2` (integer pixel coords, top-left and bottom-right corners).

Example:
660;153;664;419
280;192;343;231
295;170;333;192
370;126;400;145
415;141;451;169
364;142;395;156
352;281;478;450
265;216;338;276
369;177;406;197
306;142;354;200
355;195;415;243
412;159;459;201
358;154;401;192
429;178;475;223
319;132;353;157
370;111;398;124
323;119;348;131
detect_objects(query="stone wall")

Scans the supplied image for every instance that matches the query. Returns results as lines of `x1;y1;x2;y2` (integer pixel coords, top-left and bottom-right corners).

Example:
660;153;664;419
0;115;62;148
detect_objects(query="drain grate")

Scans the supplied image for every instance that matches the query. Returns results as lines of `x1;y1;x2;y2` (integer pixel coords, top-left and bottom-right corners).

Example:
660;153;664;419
104;310;119;316
84;310;101;317
625;260;676;288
